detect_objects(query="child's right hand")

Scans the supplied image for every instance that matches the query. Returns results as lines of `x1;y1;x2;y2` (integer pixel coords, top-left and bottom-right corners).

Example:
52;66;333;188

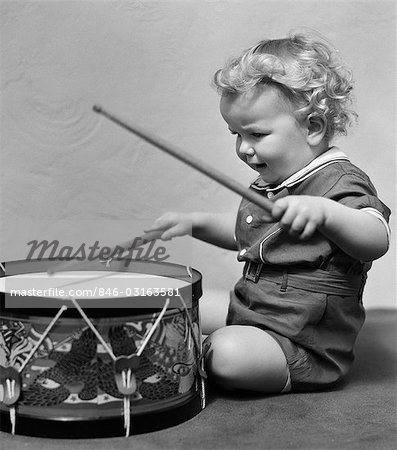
144;212;193;241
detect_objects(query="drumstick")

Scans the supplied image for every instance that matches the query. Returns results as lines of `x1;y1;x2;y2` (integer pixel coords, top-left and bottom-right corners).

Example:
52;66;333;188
92;105;274;213
49;106;274;275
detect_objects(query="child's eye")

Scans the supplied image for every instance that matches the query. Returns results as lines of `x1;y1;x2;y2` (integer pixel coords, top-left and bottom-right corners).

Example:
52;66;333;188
251;133;267;138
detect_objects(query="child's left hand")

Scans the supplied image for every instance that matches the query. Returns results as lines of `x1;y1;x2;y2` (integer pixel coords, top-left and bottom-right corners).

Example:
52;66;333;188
271;195;328;240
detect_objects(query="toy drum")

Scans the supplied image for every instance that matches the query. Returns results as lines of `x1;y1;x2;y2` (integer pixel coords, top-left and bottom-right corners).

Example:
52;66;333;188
0;259;204;438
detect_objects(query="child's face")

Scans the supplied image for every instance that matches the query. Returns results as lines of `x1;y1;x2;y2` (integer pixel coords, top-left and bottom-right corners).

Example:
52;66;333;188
220;86;315;185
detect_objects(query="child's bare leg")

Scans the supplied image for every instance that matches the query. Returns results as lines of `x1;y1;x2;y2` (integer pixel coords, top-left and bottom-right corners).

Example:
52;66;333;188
204;325;290;394
199;289;230;335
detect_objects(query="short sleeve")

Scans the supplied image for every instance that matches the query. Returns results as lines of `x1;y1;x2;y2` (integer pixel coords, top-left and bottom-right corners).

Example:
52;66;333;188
324;173;391;222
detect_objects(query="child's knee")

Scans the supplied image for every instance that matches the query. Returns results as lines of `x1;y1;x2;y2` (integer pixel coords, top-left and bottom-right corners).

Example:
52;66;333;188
203;325;291;393
203;328;244;386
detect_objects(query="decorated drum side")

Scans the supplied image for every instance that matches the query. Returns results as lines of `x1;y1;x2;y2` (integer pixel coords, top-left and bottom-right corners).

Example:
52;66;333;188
0;259;203;438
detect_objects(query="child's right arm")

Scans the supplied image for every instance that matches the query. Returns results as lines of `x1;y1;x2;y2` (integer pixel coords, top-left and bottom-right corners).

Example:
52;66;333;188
145;212;237;250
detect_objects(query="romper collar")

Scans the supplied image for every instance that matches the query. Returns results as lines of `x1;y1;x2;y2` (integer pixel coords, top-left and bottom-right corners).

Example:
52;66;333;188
251;146;349;192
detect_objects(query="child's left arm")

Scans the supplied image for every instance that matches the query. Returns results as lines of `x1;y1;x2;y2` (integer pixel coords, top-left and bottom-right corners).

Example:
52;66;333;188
271;196;389;262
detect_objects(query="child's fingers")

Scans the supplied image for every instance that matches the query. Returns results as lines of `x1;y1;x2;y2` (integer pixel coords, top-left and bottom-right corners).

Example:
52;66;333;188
271;198;289;220
299;221;318;240
160;229;176;241
277;204;300;230
143;212;192;241
160;222;192;241
280;210;318;239
286;215;307;236
144;214;177;233
272;196;324;239
160;224;180;241
140;230;164;241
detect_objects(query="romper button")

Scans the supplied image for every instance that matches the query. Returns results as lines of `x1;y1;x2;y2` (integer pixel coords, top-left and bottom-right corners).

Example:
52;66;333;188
239;249;247;257
246;215;253;224
267;192;275;199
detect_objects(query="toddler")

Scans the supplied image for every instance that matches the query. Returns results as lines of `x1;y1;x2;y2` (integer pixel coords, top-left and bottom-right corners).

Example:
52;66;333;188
146;32;391;393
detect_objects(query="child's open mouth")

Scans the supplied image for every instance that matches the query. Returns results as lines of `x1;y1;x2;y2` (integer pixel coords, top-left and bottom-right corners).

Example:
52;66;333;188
253;163;268;170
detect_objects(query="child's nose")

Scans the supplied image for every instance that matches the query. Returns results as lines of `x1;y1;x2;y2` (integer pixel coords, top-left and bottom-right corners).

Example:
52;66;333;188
238;140;255;157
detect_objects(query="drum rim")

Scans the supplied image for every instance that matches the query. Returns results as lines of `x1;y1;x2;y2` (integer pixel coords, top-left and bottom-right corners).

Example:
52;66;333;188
0;257;201;278
0;258;202;317
0;390;202;438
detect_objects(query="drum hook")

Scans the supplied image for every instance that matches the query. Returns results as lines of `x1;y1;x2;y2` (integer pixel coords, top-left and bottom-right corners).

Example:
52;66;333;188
100;258;113;268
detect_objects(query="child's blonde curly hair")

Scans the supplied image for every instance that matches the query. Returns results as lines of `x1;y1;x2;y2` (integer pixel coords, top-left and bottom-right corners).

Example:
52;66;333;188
213;31;357;141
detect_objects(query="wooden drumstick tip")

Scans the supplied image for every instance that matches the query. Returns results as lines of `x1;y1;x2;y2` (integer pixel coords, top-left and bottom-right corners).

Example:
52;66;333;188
93;104;103;113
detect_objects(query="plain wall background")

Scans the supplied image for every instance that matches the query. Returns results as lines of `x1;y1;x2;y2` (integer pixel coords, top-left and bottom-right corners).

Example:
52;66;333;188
1;0;395;309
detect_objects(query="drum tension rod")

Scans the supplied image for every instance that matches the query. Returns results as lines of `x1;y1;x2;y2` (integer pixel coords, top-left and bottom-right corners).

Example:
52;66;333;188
176;292;208;409
0;305;67;434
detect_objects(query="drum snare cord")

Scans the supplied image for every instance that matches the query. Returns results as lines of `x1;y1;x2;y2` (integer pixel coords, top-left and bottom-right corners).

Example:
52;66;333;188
69;297;117;360
136;297;169;356
70;296;170;437
18;306;68;373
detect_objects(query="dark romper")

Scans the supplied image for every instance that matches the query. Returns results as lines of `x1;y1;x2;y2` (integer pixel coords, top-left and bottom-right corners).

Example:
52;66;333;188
227;155;391;391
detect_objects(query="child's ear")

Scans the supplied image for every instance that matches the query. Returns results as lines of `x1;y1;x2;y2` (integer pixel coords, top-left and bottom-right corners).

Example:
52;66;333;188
306;115;327;146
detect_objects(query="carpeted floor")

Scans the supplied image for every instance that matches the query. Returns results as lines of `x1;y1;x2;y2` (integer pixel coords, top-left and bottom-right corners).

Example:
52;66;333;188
1;309;396;450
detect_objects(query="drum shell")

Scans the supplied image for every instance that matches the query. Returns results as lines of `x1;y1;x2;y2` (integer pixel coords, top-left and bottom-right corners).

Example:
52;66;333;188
0;259;203;437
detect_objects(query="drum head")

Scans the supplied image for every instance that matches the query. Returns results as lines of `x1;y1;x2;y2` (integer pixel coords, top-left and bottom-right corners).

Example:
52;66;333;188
0;258;202;317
